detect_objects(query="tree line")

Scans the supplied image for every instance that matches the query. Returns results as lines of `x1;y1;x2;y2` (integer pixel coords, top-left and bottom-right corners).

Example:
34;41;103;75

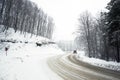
76;0;120;62
0;0;54;39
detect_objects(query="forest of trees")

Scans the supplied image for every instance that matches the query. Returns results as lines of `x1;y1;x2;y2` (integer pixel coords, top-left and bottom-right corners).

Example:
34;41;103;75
0;0;54;39
0;0;119;62
77;0;120;62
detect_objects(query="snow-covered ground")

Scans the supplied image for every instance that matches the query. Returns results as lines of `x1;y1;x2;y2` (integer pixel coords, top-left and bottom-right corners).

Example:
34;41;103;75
0;26;64;80
0;25;50;43
76;51;120;71
1;25;120;80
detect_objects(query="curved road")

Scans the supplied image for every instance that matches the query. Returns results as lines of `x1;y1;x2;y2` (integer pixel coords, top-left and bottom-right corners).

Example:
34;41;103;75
47;54;120;80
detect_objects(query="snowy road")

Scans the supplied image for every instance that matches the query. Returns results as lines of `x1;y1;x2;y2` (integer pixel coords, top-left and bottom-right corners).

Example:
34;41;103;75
48;54;120;80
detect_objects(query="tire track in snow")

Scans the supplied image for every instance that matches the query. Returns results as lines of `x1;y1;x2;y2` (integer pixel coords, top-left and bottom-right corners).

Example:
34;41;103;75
68;54;120;79
48;54;120;80
47;55;85;80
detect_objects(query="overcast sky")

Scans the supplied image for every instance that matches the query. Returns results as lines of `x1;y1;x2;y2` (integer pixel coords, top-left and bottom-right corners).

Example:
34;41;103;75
30;0;110;41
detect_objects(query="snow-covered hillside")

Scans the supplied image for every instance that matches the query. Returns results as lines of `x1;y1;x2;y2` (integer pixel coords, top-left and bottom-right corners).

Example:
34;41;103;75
0;25;51;43
0;26;64;80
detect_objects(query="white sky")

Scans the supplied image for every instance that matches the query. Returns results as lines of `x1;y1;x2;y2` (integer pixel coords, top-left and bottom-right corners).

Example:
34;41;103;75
30;0;110;41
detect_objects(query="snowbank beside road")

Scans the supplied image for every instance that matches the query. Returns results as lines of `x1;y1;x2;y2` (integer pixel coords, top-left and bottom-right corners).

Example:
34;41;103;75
76;51;120;71
0;43;64;80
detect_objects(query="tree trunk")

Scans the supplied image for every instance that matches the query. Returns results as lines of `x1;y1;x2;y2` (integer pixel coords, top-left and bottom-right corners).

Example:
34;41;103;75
116;33;120;62
0;0;5;24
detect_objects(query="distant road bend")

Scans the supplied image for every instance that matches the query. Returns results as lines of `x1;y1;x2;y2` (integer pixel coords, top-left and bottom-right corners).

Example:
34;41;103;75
47;54;120;80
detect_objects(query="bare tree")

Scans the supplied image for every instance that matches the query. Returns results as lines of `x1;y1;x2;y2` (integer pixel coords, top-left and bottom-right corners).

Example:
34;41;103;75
78;11;94;57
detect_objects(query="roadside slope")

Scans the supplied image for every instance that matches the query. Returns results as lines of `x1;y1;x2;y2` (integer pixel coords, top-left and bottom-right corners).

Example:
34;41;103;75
0;26;64;80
